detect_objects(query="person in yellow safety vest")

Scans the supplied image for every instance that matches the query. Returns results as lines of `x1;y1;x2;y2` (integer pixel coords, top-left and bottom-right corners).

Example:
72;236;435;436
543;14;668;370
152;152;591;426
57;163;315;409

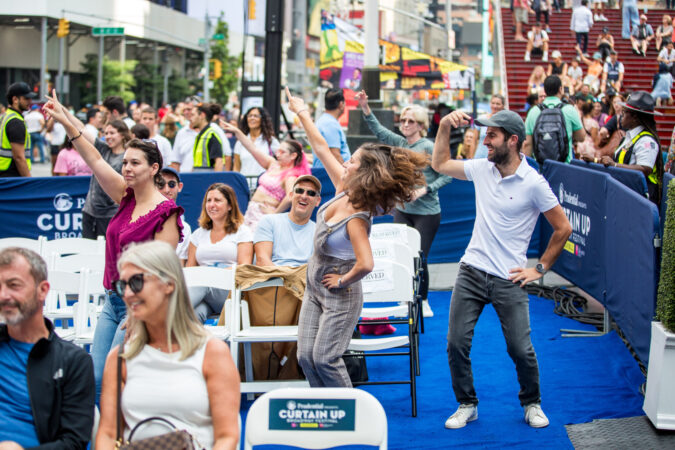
594;91;664;205
191;103;223;171
0;82;37;177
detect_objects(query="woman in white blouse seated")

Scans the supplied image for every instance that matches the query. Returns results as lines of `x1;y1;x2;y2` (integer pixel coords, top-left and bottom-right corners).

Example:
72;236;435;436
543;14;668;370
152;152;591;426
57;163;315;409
187;183;253;322
96;241;240;449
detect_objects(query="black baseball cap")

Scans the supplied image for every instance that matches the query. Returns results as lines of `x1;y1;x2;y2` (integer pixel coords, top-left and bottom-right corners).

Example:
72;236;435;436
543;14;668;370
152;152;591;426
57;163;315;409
160;166;181;182
475;110;526;144
7;82;37;100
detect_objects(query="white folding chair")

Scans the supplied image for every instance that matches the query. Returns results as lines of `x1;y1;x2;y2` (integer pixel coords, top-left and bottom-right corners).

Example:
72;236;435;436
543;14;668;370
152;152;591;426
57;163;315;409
0;236;45;254
68;269;103;347
232;277;308;397
244;387;387;450
348;261;418;417
182;266;235;342
44;270;83;336
42;236;105;258
49;253;106;273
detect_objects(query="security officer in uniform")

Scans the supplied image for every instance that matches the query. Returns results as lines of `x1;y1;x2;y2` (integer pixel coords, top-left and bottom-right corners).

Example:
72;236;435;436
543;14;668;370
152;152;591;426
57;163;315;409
593;91;664;204
191;103;223;171
0;82;36;177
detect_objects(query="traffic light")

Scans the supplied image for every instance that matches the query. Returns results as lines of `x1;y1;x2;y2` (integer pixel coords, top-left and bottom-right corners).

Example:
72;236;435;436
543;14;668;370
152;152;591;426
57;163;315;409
248;0;256;20
209;59;222;80
57;18;70;38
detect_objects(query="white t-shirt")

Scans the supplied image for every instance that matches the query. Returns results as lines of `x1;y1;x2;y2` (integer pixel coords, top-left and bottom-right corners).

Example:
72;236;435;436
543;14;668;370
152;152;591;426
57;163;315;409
49;121;67;146
567;65;583;82
527;30;549;48
461;156;559;279
150;134;173;168
210;122;232;158
614;126;659;167
170;127;198;172
189;225;253;267
603;61;625;74
24;111;44;133
233;134;280;177
84;123;100;140
659;48;675;66
176;215;192;261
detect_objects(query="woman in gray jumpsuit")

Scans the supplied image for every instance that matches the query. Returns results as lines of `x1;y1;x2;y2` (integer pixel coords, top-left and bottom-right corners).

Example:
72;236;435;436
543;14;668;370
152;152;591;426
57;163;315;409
286;88;428;387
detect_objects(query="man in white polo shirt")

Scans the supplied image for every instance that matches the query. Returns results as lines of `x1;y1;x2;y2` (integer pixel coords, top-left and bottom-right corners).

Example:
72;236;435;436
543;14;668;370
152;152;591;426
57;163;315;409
432;109;572;430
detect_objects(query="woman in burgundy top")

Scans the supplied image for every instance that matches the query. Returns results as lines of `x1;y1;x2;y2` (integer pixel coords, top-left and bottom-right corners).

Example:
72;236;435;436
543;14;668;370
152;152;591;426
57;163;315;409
44;91;183;403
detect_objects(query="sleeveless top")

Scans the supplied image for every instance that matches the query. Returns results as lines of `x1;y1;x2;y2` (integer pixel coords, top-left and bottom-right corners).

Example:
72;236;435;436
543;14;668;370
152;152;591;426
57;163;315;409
256;170;287;201
104;188;183;289
317;192;371;260
121;339;213;448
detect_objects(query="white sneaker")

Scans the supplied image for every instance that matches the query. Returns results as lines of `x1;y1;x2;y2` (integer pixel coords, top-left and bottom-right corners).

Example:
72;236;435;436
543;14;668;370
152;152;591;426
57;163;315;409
600;14;608;21
445;404;478;429
542;52;548;62
524;404;550;428
594;14;600;20
524;53;531;62
422;299;434;317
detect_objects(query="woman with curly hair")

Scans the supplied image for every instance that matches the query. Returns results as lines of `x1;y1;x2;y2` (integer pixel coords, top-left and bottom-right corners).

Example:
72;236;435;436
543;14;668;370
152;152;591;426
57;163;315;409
187;183;253;322
230;106;280;179
286;87;428;387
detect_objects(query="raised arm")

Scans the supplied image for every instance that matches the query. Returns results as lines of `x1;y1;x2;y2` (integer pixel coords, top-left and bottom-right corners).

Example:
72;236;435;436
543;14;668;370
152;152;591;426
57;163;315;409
219;119;274;170
356;90;408;147
44;91;126;204
431;111;470;179
62;105;96;144
285;87;345;189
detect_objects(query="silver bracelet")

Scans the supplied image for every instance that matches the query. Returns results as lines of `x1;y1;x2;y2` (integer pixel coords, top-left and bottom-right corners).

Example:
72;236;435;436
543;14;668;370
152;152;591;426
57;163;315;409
337;278;343;288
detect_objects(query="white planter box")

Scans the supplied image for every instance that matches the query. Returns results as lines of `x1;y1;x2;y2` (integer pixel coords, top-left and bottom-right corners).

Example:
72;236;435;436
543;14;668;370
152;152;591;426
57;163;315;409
643;321;675;430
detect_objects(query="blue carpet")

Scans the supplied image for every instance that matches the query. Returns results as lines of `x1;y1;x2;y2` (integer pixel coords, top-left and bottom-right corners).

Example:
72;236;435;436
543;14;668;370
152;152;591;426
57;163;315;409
241;290;646;449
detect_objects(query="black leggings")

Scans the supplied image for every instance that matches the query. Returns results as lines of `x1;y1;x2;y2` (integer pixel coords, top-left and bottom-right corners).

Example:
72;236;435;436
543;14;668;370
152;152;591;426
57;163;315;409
392;210;442;301
535;9;549;25
576;32;589;53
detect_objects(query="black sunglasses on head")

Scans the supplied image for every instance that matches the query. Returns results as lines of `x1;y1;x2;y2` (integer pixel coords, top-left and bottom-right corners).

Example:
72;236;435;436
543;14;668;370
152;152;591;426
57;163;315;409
113;273;152;297
294;187;318;197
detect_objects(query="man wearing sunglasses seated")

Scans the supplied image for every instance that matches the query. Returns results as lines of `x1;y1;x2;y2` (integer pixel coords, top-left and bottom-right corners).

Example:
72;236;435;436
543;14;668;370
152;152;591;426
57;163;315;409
160;167;192;266
254;175;322;267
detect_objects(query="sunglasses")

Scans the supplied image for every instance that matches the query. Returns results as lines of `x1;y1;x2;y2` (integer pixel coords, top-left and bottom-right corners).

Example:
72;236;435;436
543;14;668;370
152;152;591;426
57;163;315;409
113;272;153;297
166;180;178;188
294;187;319;197
140;139;158;150
400;118;418;125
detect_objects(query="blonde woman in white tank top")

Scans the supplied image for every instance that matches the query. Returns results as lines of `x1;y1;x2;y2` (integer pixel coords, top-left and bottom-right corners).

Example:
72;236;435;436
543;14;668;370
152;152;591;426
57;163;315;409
95;241;240;450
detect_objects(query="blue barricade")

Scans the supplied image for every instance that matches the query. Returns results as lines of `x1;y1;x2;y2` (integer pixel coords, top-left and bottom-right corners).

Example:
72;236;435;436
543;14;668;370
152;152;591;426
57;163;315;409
570;159;649;198
0;172;249;240
311;167;540;264
541;161;659;365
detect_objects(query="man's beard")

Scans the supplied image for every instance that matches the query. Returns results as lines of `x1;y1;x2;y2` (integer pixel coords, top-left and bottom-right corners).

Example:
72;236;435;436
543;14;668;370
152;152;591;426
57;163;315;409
488;141;512;166
0;292;41;326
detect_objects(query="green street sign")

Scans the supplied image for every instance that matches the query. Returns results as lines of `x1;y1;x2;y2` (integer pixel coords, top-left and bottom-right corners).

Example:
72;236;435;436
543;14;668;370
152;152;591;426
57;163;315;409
92;27;124;36
211;33;224;40
198;38;206;46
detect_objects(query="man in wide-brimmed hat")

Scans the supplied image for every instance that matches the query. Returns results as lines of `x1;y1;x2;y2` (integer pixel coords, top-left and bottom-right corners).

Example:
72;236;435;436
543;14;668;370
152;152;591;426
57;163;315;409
589;91;664;204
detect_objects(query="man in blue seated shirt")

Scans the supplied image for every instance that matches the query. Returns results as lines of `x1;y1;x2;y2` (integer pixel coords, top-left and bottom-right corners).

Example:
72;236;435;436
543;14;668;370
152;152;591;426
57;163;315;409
313;89;351;168
0;247;94;449
254;175;322;266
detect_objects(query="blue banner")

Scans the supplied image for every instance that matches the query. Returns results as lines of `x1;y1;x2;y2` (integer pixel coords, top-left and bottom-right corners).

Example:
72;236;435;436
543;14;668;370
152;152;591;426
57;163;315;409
0;173;249;240
541;161;608;303
570;159;648;198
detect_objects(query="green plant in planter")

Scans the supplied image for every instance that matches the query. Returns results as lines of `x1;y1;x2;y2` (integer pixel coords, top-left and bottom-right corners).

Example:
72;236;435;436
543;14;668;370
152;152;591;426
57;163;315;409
657;181;675;332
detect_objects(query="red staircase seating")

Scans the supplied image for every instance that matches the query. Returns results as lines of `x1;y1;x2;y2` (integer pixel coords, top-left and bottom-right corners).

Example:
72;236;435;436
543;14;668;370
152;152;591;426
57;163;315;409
501;7;674;149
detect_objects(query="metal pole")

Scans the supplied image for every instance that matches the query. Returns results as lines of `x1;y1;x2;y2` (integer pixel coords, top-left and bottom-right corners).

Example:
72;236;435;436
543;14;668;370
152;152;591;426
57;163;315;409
445;0;452;60
40;17;47;99
163;50;170;105
203;12;211;102
58;31;65;97
152;44;159;107
120;36;126;94
97;36;104;103
363;0;380;101
263;0;284;134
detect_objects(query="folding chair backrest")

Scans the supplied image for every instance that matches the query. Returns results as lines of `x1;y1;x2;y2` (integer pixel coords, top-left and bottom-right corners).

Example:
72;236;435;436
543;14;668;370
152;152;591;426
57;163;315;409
370;240;415;275
0;237;45;255
361;260;413;303
370;223;421;255
244;387;387;450
50;253;106;273
42;237;105;258
73;270;97;336
45;270;83;313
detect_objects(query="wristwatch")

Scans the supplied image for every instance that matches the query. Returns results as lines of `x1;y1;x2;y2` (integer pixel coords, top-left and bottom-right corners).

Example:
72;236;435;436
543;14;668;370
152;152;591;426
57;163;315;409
535;263;547;275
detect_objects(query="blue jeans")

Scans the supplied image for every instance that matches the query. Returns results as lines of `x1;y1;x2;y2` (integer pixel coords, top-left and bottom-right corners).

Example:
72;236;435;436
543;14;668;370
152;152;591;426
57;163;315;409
29;132;45;163
447;263;541;407
91;291;127;404
188;286;229;323
622;4;639;39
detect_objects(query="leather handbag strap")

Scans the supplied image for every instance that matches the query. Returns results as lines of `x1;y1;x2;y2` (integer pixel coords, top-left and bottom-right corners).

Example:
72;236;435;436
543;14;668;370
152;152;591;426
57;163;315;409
127;417;178;442
116;344;124;444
